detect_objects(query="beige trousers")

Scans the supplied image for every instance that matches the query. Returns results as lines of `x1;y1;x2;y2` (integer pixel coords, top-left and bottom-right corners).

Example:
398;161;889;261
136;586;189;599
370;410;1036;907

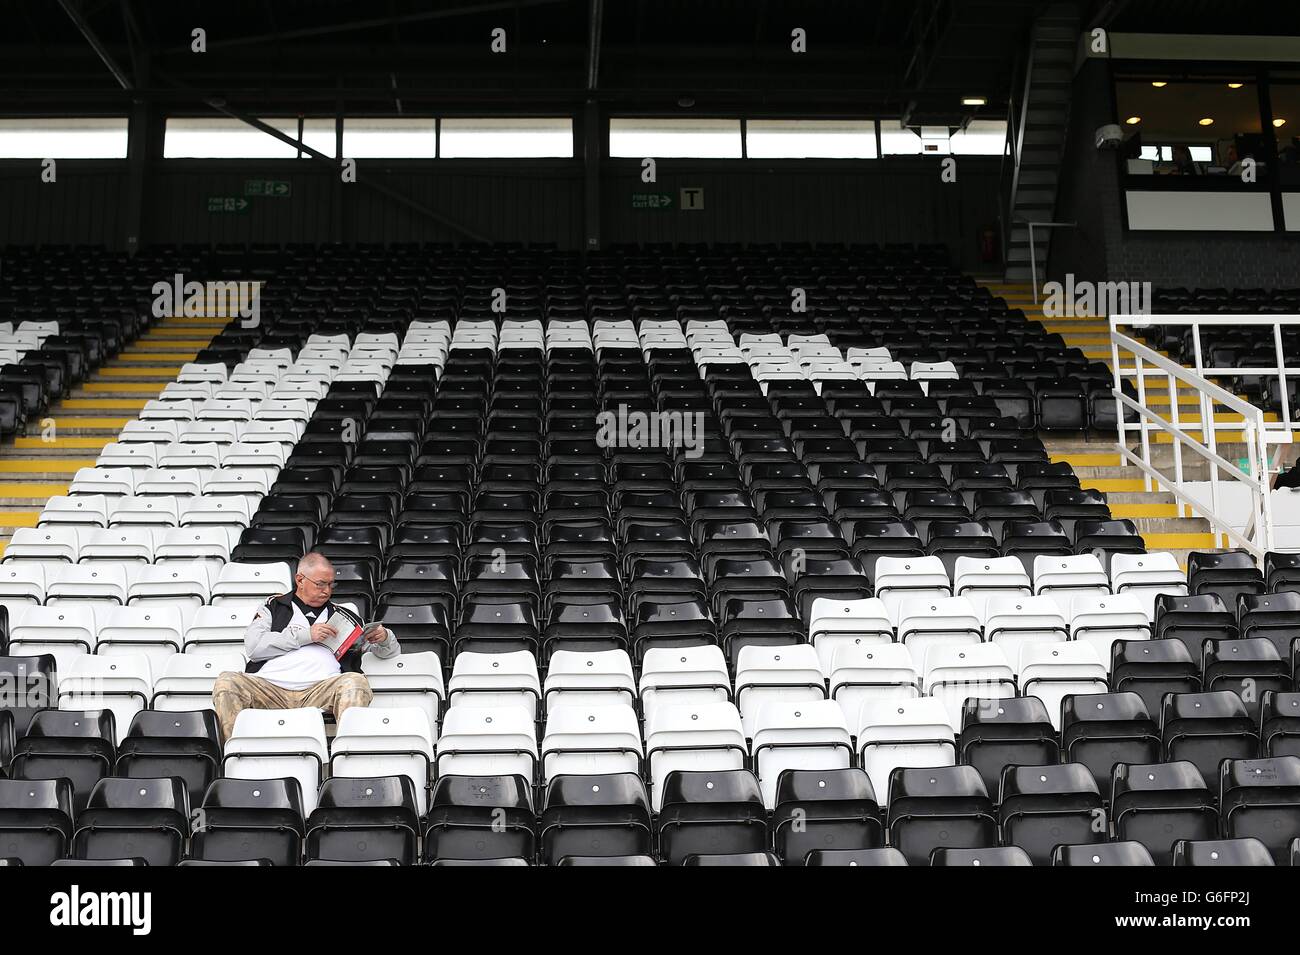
212;670;373;743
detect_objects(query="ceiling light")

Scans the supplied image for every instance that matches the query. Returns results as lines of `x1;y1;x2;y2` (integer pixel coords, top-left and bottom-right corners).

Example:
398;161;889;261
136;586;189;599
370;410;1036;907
962;96;987;107
1228;83;1244;89
1151;81;1167;88
1275;118;1288;128
1198;117;1215;126
1125;116;1141;125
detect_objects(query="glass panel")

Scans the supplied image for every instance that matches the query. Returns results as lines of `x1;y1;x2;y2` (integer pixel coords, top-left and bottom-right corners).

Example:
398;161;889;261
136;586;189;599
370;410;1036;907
164;118;301;158
609;118;742;158
745;119;877;158
341;118;436;158
1115;78;1264;177
950;119;1009;155
439;118;573;158
0;118;129;158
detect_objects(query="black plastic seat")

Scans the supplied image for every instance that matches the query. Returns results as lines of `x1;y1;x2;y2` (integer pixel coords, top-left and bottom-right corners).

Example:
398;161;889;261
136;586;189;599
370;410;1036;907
1187;550;1265;609
1050;840;1155;866
305;775;421;866
190;777;305;866
1261;691;1300;758
682;851;780;865
804;846;909;866
538;773;652;866
0;654;57;742
1171;836;1275;866
1110;639;1201;717
115;709;222;812
1238;591;1300;659
1202;637;1291;721
1154;594;1238;661
997;762;1103;865
1112;760;1218;865
1218;755;1300;863
886;765;996;866
0;776;74;865
769;768;882;865
959;696;1060;799
1161;691;1259;783
931;845;1032;866
72;776;189;867
10;709;115;813
1059;691;1160;795
423;774;536;864
656;769;767;866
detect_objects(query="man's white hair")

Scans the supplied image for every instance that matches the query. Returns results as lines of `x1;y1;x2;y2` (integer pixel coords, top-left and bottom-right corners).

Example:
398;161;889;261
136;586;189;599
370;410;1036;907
296;552;333;576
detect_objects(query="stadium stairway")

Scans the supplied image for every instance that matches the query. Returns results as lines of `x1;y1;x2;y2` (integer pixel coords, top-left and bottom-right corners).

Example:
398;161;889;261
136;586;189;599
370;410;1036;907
0;313;224;550
982;280;1263;562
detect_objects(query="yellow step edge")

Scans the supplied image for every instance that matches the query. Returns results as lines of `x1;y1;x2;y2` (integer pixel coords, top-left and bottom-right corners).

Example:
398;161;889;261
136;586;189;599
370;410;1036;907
48;417;133;429
99;366;182;376
1079;478;1150;492
82;383;167;394
1143;532;1218;548
0;460;98;473
0;512;41;528
118;353;200;362
1110;503;1179;518
0;483;70;498
1049;452;1123;466
12;437;110;450
59;399;150;411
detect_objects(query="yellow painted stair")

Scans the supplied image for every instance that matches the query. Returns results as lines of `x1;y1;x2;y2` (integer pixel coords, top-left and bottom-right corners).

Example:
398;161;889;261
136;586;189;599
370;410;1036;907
0;315;226;543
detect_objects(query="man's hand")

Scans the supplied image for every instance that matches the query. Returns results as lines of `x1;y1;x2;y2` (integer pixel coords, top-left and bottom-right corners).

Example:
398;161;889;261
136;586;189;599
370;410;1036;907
364;625;389;644
309;622;338;643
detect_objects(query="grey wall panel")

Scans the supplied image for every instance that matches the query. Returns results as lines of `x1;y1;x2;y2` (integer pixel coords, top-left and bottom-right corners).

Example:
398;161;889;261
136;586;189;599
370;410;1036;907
0;162;126;247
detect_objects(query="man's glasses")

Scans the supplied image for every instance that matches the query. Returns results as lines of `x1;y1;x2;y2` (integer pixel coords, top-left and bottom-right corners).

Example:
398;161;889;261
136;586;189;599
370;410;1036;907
299;573;336;590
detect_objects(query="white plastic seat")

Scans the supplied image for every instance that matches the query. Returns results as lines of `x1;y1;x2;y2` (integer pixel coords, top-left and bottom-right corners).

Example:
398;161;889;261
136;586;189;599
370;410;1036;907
78;527;155;563
180;421;239;445
96;443;158;469
159;381;215;402
953;555;1032;620
45;563;129;606
360;651;445;738
127;563;212;607
196;398;254;422
157;442;222;470
896;595;982;660
238;420;302;446
982;595;1069;666
435;704;537;781
184;605;254;655
211;562;291;604
1110;552;1189;621
873;555;951;627
1017;641;1109;730
8;605;97;672
191;467;275;497
179;495;254;528
135;467;205;497
543;649;636;709
154;527;235;563
225;708;330;815
0;562;50;603
152;651;245;711
638;645;730;720
2;526;81;564
856;696;956;802
58;654;152;745
108;494;181;528
221;442;288;469
139;398;196;422
750;699;852;810
1033;554;1111;618
1068;592;1151;668
330;706;435;815
643;701;747;812
808;596;894;677
540;702;643;781
96;605;186;671
447;650;540;721
922;643;1016;729
178;362;227;384
69;467;135;497
829;643;920;729
118;420;180;444
733;643;827;740
38;495;109;528
253;398;313;424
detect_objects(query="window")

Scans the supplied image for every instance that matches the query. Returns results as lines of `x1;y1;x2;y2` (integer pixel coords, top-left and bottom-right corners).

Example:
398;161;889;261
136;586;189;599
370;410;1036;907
745;120;877;158
342;118;435;158
950;119;1009;156
439;118;572;158
0;118;128;158
879;121;925;155
1115;78;1264;177
165;118;307;158
1270;82;1300;187
609;118;742;158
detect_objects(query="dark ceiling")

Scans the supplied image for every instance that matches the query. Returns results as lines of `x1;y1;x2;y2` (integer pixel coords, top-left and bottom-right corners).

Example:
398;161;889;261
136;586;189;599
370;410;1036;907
0;0;1048;125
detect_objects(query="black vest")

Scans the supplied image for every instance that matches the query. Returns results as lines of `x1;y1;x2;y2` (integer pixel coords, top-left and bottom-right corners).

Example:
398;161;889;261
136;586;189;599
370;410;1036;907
245;594;365;675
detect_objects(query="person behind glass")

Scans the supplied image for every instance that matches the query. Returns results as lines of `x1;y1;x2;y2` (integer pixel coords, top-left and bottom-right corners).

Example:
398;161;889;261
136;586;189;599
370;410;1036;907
1171;144;1200;175
212;552;400;742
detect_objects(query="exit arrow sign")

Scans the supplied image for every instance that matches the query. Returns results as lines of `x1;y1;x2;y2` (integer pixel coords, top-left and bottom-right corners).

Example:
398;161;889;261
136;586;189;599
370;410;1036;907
207;196;250;214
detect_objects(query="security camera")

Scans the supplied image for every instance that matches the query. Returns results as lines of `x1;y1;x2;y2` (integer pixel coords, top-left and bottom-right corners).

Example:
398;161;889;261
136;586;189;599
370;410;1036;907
1095;124;1124;149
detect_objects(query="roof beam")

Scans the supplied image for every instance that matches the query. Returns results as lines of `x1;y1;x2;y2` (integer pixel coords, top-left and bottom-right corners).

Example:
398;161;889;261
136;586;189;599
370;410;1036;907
205;98;490;242
587;0;604;92
56;0;133;90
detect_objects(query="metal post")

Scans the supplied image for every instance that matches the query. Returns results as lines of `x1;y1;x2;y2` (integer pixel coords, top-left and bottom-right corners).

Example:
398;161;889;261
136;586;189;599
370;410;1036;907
1135;352;1151;492
1167;371;1183;515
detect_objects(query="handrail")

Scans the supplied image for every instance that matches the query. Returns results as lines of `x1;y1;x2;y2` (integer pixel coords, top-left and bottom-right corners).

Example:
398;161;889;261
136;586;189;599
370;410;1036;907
1018;219;1076;302
1110;315;1283;560
1007;35;1037;259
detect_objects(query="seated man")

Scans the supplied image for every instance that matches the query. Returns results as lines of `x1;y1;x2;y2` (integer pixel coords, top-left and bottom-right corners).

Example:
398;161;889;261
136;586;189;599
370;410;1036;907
213;552;400;742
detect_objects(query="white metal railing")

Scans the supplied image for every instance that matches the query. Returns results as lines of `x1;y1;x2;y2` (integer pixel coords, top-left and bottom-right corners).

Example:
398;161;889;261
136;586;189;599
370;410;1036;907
1110;314;1295;560
1022;221;1076;303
